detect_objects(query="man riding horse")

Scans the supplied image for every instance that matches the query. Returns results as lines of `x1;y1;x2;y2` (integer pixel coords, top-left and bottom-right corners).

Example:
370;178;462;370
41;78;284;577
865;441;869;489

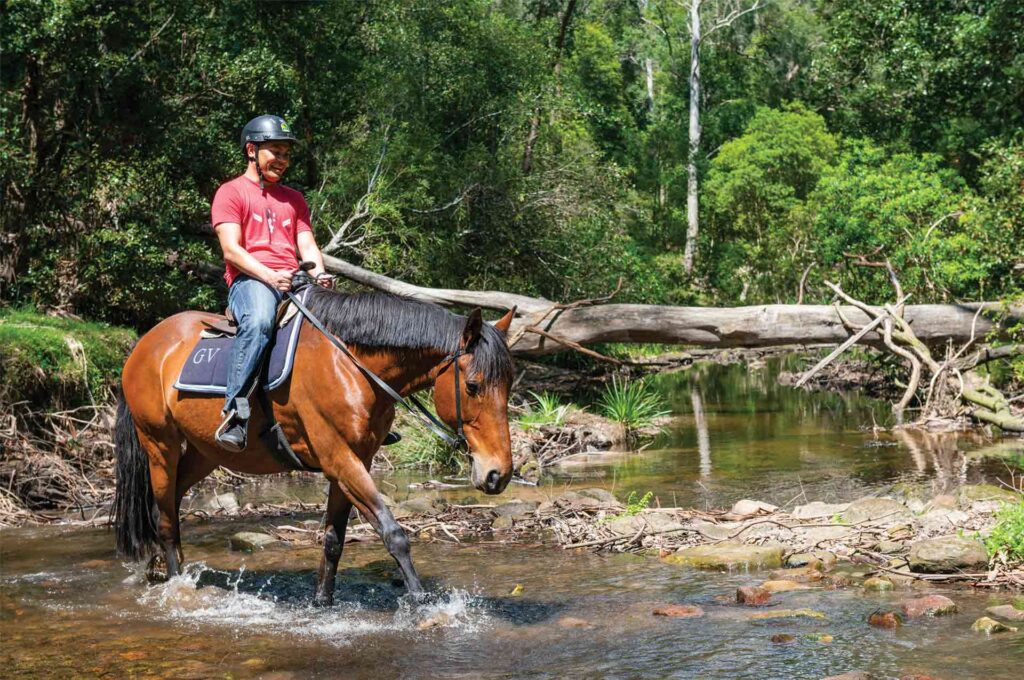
212;114;327;451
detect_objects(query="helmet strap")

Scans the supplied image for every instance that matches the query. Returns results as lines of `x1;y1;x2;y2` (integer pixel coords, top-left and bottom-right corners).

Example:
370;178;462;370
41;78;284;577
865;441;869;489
249;142;265;191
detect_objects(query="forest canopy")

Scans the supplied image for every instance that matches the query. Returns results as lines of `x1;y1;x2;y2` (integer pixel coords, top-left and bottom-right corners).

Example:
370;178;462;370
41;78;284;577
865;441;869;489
2;0;1022;328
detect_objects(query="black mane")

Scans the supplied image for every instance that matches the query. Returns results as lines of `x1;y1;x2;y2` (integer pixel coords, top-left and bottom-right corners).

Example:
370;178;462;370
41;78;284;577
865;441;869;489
303;287;515;386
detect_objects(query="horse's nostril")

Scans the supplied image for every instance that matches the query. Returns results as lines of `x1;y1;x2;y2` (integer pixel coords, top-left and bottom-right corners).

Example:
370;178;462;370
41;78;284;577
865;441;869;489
486;469;500;490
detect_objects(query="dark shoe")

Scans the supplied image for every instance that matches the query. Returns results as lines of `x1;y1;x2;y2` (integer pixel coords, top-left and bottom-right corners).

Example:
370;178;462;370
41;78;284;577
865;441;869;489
382;431;402;446
215;413;248;452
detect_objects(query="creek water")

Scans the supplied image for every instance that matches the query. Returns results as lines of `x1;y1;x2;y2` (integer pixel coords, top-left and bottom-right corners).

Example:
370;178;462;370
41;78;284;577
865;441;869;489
2;359;1023;679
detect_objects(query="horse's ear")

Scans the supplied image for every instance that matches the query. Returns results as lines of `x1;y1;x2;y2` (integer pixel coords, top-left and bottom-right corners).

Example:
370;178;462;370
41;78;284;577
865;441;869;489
462;308;483;349
493;306;517;337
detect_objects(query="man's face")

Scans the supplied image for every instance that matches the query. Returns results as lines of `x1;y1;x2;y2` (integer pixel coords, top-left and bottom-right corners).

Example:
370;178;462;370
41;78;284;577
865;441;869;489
250;141;292;183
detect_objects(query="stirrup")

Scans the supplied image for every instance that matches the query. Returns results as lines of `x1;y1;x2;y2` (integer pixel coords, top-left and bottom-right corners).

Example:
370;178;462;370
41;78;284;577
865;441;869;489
215;410;247;452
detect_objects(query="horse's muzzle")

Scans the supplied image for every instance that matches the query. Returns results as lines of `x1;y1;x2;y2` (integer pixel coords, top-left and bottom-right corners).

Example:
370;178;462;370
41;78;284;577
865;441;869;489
472;460;510;495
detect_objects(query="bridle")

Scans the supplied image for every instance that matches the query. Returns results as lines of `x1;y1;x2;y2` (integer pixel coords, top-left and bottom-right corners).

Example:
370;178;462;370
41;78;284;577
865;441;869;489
285;285;470;453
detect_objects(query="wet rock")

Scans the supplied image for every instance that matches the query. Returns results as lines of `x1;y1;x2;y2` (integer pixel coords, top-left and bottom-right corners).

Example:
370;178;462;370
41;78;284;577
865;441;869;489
786;551;837;570
901;595;957;617
749;608;825;621
908;536;989;573
959;484;1022;505
770;633;796;644
492;500;539;517
417;612;452;630
760;579;808;593
862;577;894;592
737;586;772;605
398;497;442;516
652;604;705;618
823;573;853;589
806;633;834;644
491;515;513;530
771;565;826;583
985;604;1024;622
728;499;777;517
867;610;903;629
971;616;1016;634
792;501;850;520
577;488;618;504
821;673;875;680
664;541;785;571
842;497;912;525
558;616;595;628
229;532;278;552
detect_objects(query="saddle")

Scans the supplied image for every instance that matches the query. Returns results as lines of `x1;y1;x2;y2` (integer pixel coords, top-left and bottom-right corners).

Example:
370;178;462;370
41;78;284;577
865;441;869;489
200;298;301;338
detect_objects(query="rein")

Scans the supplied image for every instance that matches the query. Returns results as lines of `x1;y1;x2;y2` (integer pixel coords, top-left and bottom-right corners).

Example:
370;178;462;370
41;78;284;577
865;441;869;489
285;288;470;453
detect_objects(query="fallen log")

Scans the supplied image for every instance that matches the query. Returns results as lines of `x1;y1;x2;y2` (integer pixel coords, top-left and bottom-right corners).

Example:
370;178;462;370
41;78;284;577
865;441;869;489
323;256;1024;356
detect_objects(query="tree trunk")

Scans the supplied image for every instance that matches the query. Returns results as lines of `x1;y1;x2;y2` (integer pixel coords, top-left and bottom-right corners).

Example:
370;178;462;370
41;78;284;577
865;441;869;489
682;0;701;275
522;0;577;174
322;256;1024;356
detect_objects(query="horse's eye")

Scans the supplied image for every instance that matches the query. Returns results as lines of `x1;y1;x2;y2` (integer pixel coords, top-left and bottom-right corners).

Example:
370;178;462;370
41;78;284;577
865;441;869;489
466;381;480;397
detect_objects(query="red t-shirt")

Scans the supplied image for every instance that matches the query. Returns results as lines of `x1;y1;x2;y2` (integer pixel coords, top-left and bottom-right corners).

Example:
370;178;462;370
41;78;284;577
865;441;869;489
211;175;313;287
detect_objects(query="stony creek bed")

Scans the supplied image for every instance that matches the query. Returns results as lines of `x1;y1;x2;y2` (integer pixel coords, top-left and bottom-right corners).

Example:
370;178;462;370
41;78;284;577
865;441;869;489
3;358;1023;679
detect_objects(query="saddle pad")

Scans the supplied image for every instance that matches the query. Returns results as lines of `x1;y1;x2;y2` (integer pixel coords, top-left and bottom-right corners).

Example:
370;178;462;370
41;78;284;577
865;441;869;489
174;295;306;395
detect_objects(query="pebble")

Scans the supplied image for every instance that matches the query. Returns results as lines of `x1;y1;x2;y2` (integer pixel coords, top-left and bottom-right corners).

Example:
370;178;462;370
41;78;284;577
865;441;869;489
652;604;705;618
900;595;957;618
736;586;772;606
867;610;903;629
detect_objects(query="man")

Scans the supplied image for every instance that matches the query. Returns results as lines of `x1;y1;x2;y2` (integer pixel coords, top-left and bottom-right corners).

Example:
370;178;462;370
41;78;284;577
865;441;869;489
211;114;326;451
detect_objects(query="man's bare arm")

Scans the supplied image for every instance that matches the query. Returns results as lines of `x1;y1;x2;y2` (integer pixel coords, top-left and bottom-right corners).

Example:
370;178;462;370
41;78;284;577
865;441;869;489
296;231;326;278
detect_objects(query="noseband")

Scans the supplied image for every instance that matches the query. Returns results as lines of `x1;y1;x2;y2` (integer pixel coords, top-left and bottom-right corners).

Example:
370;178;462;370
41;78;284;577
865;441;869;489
286;288;470;453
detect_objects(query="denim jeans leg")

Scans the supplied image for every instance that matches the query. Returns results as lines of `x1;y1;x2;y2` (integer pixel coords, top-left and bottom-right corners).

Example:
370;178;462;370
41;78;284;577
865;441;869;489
223;276;282;414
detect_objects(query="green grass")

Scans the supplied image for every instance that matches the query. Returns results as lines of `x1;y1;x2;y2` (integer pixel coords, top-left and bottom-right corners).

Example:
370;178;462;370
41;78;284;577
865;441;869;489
985;501;1024;564
0;307;136;408
518;391;571;429
597;375;669;431
383;397;467;473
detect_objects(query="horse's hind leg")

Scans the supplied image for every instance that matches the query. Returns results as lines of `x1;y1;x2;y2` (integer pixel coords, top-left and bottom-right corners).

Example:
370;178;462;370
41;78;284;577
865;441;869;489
313;481;352;606
171;443;219;568
138;429;185;579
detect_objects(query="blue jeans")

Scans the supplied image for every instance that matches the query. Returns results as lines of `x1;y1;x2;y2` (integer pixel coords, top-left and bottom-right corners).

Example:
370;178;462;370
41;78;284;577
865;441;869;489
223;275;282;416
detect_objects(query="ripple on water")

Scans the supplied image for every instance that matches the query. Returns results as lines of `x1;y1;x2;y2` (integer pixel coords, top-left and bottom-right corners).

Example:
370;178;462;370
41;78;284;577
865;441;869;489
135;563;488;645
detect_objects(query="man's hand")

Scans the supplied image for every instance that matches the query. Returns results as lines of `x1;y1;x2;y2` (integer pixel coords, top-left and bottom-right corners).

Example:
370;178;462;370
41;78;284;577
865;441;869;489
266;269;293;292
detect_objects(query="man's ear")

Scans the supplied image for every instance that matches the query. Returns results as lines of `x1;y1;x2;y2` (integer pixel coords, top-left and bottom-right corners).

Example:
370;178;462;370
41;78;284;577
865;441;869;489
493;306;517;337
461;308;483;349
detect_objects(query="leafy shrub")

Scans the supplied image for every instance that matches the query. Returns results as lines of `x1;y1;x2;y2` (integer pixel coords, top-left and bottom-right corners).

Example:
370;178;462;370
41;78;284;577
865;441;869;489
597;376;669;432
985;502;1024;564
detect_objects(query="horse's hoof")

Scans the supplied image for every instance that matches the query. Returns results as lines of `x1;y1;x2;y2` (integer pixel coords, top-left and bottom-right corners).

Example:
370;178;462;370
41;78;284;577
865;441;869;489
312;594;334;607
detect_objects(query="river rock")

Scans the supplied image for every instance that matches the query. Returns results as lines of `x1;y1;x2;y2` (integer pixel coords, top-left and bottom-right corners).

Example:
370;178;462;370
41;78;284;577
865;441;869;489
971;616;1016;634
959;484;1022;505
842;497;912;525
863;577;894;592
748;608;825;621
577;488;618;504
793;526;851;545
760;579;808;593
822;673;875;680
491;515;513;530
901;595;957;617
397;497;441;516
876;540;905;554
736;586;772;605
728;499;778;517
607;511;685;536
867;610;903;628
555;491;606;509
663;541;785;571
792;501;849;520
985;605;1024;622
786;551;837;570
770;633;795;644
652;604;704;618
919;509;969;534
229;532;278;552
908;536;989;573
197;492;240;514
492;500;538;517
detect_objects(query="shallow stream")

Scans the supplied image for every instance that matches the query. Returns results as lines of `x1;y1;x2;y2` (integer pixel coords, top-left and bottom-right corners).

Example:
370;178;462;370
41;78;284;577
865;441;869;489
3;359;1023;678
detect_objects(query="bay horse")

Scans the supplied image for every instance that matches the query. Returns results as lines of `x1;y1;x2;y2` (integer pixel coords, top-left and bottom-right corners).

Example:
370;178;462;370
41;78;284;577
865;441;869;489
113;285;515;604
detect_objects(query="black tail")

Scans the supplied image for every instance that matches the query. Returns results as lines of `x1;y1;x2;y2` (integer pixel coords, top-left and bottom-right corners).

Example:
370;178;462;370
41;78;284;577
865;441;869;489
112;391;159;560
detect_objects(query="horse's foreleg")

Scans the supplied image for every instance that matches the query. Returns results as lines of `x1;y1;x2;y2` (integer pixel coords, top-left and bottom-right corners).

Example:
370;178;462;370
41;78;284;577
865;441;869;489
314;481;352;606
326;457;423;597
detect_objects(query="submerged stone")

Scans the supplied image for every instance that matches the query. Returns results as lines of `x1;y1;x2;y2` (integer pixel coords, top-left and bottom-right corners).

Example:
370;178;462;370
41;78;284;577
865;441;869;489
770;633;795;644
760;579;808;593
228;532;278;552
908;536;989;573
862;577;894;592
971;616;1016;634
663;542;785;571
558;616;595;628
867;610;903;629
900;595;957;618
736;586;772;605
652;604;704;618
748;608;825;621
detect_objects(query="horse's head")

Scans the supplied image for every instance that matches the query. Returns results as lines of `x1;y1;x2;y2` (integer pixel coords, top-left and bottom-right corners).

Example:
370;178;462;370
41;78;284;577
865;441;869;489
432;308;516;495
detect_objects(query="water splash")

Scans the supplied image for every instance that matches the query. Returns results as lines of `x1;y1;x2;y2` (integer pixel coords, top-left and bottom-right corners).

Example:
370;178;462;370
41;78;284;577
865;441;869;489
136;562;486;644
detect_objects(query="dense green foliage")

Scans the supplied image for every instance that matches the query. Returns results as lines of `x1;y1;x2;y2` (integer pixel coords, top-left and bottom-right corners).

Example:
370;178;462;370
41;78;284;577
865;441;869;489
985;502;1024;564
597;376;669;431
0;308;136;409
3;0;1022;328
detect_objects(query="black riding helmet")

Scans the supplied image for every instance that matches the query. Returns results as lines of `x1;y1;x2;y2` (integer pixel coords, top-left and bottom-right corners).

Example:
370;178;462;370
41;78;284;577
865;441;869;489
240;115;297;189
